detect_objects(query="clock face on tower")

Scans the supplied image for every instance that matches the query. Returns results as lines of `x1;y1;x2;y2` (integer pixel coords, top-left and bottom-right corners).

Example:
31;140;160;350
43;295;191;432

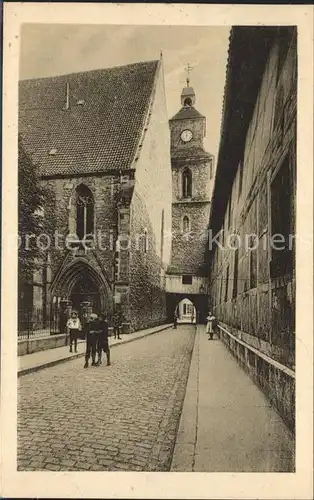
180;129;193;143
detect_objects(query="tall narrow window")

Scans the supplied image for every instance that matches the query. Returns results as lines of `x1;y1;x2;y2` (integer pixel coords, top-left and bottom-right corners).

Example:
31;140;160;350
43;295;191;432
75;184;94;239
183;215;190;233
219;275;223;304
249;235;257;289
224;266;229;303
232;249;239;298
182;168;192;198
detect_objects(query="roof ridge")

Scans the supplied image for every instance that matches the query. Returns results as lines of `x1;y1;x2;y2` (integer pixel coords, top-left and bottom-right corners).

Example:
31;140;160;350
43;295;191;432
130;60;161;169
19;59;159;83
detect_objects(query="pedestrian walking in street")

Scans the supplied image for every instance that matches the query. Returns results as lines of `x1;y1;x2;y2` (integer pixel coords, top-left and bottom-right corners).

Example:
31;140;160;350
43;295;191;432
206;311;216;340
173;311;178;329
66;310;82;353
96;313;111;366
84;313;100;368
113;311;121;339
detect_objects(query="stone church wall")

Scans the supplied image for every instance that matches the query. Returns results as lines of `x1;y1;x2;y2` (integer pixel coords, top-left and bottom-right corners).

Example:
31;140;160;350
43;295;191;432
41;174;119;310
129;61;172;331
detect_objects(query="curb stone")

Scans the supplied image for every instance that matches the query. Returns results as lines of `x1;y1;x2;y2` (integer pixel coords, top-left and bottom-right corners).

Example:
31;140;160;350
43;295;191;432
18;324;172;377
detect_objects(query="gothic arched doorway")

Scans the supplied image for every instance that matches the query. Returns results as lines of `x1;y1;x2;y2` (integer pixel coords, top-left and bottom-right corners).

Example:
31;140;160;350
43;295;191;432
50;259;112;334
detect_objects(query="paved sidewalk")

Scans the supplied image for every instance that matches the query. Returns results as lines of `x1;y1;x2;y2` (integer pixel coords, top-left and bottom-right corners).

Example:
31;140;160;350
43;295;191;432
171;325;295;472
18;323;172;377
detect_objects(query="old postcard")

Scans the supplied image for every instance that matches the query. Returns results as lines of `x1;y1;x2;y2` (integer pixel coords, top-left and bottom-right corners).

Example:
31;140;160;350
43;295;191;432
1;2;313;499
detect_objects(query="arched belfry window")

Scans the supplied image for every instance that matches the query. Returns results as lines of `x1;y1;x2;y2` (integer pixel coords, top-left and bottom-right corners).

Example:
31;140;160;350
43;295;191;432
183;215;190;233
182;168;192;198
184;97;192;107
75;184;94;239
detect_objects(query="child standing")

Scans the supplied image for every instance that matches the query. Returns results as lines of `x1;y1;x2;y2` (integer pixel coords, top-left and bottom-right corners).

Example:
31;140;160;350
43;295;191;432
66;311;82;353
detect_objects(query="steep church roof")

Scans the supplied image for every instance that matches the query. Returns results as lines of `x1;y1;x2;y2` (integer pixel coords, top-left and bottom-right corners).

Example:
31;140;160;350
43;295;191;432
169;106;204;121
19;60;159;177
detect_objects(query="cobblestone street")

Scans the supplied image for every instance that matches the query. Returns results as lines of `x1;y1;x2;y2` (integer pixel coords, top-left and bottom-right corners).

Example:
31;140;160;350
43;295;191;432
18;325;195;471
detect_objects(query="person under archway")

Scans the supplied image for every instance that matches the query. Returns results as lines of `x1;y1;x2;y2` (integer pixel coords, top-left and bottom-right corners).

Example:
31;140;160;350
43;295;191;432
173;311;178;329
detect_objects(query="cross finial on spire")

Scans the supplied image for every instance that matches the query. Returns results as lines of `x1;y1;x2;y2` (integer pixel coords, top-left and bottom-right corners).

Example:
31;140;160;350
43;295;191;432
184;63;193;87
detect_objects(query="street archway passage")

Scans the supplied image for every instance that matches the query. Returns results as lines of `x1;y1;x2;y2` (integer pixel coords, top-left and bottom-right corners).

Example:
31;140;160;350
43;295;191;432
166;292;208;324
176;298;196;324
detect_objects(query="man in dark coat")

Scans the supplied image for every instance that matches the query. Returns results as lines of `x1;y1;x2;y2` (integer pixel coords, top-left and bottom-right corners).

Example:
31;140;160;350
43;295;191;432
97;313;111;366
112;310;121;339
84;313;100;368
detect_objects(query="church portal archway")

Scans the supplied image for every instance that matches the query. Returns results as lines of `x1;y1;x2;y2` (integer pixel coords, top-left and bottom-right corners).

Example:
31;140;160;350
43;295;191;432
50;259;112;333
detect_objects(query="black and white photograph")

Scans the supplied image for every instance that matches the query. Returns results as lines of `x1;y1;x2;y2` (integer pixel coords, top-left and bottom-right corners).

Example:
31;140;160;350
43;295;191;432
1;3;313;499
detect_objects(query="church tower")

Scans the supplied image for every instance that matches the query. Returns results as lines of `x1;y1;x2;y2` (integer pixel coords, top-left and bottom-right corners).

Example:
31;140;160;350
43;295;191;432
166;70;214;322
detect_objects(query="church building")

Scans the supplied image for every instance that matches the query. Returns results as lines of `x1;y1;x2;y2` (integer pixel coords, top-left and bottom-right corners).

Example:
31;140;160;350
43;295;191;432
19;57;172;334
166;75;214;322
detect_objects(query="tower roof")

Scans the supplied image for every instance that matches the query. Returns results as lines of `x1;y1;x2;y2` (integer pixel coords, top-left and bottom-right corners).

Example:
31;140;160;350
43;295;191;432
19;60;160;177
181;86;195;97
169;105;204;121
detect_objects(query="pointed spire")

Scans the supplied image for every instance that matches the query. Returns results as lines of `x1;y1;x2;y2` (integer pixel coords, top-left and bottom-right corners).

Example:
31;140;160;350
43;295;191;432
160;49;163;60
184;63;193;87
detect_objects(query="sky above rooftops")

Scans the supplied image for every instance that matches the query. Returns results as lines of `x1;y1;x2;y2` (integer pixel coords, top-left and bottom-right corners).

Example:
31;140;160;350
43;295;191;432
20;24;230;162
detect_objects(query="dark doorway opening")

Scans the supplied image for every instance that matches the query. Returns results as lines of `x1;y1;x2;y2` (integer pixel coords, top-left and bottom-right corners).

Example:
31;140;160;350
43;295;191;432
70;272;101;317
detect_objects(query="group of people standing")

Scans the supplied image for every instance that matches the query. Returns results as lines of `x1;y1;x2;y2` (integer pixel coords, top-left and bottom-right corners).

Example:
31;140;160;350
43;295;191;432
66;310;123;368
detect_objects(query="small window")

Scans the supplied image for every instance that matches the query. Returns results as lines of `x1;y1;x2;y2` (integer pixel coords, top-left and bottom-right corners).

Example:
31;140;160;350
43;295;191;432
184;97;192;107
182;275;193;285
182;215;190;233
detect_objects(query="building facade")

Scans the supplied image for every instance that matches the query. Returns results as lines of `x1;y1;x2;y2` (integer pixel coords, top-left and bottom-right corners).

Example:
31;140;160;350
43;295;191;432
208;27;296;430
166;81;214;321
19;58;172;333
